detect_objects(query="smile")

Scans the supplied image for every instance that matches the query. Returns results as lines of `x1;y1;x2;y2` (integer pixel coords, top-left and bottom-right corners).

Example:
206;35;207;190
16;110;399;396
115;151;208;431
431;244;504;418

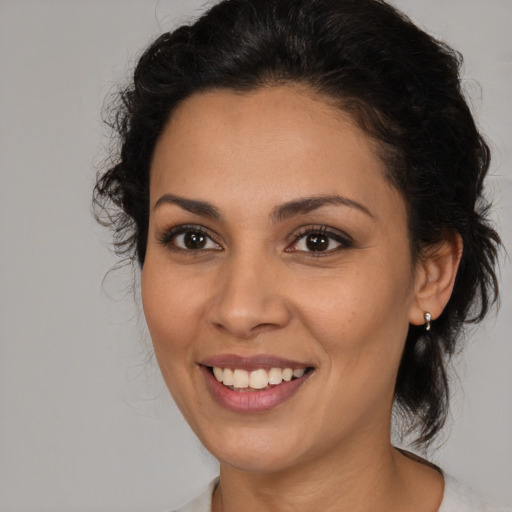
212;366;306;391
199;355;314;412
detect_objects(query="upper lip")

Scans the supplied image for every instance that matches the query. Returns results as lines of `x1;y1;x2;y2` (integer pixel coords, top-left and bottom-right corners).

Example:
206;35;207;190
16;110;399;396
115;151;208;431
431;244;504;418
200;354;312;371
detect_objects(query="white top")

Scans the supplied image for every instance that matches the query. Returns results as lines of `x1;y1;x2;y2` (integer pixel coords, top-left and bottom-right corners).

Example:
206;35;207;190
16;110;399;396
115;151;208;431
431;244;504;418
173;475;512;512
440;474;510;512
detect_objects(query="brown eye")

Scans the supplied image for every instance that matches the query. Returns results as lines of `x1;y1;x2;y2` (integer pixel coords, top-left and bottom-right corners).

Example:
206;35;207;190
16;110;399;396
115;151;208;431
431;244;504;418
305;233;330;252
159;226;222;251
293;231;341;253
287;226;354;254
183;231;207;249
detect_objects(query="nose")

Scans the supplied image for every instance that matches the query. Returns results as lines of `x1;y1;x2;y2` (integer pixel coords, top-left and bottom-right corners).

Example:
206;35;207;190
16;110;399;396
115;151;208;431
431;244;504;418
207;251;291;340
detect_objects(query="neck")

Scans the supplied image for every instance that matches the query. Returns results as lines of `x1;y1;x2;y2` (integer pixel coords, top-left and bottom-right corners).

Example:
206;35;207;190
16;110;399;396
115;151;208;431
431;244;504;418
212;438;443;512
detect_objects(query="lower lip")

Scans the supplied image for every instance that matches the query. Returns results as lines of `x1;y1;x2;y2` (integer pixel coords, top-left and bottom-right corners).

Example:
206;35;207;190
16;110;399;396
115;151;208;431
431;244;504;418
200;366;311;413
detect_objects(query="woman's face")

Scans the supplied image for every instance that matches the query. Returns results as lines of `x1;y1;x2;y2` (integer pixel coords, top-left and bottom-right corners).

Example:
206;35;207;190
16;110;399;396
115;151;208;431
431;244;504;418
142;86;423;473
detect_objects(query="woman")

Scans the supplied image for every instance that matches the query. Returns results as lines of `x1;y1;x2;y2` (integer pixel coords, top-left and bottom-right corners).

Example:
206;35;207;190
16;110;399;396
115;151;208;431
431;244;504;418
94;0;505;510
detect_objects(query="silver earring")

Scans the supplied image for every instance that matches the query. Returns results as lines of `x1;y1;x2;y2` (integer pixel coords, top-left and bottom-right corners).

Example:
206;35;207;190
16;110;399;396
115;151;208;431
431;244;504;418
424;312;432;331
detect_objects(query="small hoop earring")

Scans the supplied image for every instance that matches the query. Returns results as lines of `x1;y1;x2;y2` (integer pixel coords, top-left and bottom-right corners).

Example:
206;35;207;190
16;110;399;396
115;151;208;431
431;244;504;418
424;312;432;331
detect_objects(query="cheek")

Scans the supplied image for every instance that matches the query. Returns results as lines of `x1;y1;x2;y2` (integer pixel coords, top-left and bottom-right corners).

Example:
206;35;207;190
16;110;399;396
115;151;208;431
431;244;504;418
293;272;413;431
141;264;208;418
300;269;411;335
295;261;414;378
141;263;203;364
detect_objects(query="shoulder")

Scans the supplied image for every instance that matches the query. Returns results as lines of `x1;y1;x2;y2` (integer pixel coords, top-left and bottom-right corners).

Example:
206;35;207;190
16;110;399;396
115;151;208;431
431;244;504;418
439;473;512;512
171;478;218;512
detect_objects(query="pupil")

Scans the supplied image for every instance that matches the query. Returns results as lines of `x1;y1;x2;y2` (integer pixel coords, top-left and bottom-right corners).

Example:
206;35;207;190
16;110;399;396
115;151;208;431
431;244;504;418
306;233;329;251
184;231;206;249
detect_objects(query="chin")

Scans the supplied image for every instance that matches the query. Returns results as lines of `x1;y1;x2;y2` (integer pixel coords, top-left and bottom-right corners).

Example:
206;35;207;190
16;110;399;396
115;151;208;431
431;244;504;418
201;426;306;474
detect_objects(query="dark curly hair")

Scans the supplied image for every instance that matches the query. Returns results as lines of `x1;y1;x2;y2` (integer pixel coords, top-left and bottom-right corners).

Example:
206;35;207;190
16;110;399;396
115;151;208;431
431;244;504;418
94;0;501;446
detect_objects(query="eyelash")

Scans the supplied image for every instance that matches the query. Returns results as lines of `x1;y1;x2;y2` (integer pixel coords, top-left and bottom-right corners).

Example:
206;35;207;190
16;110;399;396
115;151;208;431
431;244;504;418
157;224;354;255
286;225;354;255
157;224;221;252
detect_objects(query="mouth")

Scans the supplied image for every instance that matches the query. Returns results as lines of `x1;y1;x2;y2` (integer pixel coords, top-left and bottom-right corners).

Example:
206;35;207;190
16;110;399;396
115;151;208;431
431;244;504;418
207;365;313;391
199;355;315;413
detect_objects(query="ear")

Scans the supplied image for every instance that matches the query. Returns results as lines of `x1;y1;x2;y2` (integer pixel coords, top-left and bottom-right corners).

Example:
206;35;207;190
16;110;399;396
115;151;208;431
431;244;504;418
408;234;463;327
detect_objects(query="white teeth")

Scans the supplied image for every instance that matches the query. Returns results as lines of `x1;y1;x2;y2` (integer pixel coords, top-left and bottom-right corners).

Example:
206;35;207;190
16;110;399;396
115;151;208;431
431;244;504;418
211;366;308;389
213;367;223;382
233;369;249;389
223;368;234;386
268;367;283;385
249;369;269;389
282;368;293;381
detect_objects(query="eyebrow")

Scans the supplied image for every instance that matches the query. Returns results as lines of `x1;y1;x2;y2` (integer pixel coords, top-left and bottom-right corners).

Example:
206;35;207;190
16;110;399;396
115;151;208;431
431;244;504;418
271;195;374;223
153;193;373;222
153;193;221;219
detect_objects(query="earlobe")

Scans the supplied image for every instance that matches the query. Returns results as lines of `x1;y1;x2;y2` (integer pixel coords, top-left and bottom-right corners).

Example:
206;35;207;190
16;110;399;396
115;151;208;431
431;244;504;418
409;234;463;327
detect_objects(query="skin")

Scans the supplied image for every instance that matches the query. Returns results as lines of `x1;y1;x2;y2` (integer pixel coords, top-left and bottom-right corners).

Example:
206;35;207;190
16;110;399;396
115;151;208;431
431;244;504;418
141;86;461;512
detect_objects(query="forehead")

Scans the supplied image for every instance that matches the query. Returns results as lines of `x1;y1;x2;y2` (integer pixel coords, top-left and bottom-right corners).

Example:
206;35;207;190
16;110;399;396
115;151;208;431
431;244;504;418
149;86;402;219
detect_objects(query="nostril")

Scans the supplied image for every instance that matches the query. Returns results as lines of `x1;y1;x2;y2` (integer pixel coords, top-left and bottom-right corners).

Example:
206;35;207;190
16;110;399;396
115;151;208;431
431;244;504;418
206;272;292;339
211;318;282;341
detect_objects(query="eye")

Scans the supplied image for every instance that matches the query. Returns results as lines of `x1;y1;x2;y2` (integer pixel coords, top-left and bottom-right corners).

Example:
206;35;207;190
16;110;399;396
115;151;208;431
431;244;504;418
158;225;222;251
174;231;219;250
294;232;340;252
287;226;353;254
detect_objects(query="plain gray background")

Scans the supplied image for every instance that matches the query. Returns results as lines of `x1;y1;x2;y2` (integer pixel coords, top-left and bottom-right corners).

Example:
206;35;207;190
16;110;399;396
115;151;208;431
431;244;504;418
0;1;510;511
